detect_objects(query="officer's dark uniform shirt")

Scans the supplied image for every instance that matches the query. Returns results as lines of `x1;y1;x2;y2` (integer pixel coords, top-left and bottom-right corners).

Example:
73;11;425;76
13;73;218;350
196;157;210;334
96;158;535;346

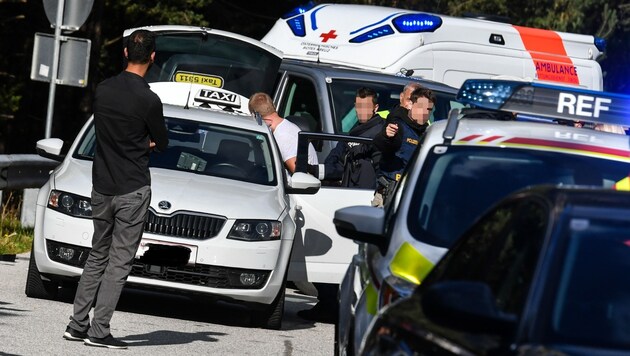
373;111;428;182
93;71;168;195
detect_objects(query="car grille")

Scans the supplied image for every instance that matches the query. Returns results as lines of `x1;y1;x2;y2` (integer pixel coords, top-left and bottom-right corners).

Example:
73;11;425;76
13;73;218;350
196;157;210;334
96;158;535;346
130;261;230;288
144;210;225;240
129;261;270;289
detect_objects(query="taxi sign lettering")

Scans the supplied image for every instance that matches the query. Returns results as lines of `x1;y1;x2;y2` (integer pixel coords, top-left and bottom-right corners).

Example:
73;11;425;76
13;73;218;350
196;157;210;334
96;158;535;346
174;71;223;88
556;93;611;118
195;89;240;107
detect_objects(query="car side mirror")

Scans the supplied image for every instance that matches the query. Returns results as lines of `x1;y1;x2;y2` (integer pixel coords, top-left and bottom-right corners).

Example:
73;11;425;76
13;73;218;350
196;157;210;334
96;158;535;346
333;206;388;254
36;138;65;162
286;172;321;194
421;280;517;335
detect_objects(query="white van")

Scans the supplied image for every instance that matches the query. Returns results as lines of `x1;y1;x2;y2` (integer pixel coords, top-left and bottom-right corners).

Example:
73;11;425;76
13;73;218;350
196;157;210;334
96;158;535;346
262;3;605;90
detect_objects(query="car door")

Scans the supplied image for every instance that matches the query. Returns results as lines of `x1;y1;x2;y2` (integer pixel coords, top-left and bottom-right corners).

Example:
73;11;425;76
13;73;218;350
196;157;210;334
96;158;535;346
414;196;550;354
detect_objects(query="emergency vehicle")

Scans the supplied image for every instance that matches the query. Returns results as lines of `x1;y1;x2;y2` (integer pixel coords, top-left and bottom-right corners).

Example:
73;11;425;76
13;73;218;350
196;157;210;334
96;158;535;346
329;80;630;354
262;3;606;90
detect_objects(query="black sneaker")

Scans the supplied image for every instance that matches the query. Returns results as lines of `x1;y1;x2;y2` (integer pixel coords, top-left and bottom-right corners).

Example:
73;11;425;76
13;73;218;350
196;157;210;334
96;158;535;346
63;326;88;341
84;334;128;349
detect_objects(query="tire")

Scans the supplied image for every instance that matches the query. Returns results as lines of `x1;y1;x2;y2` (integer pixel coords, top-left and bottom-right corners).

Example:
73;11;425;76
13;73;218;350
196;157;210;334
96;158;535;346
25;246;59;300
252;285;285;330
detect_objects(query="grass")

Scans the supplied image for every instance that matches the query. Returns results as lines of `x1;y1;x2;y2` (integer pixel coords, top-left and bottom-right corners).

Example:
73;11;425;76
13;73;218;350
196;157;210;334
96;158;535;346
0;192;34;255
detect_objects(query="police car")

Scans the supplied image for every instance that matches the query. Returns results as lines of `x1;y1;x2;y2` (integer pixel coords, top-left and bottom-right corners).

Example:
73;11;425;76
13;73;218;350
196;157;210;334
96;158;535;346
332;80;630;354
263;3;605;90
25;26;321;330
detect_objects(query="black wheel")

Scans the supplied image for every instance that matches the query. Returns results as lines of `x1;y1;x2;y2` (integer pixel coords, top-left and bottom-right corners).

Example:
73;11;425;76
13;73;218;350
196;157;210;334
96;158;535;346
252;284;285;330
25;245;59;300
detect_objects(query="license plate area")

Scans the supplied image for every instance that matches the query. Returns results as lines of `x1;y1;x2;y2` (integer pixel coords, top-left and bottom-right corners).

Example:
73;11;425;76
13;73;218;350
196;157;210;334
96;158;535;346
136;238;198;266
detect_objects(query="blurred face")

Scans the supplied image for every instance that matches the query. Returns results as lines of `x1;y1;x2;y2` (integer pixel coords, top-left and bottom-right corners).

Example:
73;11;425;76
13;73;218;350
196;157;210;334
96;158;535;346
355;96;378;123
409;97;434;125
400;88;415;110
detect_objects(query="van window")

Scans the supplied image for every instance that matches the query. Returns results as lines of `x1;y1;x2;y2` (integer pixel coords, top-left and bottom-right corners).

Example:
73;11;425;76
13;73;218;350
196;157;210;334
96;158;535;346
277;75;321;133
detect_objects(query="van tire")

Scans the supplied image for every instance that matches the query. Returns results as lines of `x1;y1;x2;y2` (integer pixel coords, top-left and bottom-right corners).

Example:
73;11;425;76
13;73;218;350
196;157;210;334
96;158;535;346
25;246;59;300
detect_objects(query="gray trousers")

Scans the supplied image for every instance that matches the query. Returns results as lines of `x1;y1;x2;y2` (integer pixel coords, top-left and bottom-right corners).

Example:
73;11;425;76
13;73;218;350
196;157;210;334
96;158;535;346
68;185;151;338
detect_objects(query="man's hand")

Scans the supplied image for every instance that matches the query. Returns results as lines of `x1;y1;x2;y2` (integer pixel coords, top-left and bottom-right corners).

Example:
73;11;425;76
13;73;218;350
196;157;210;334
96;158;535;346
149;141;156;149
385;123;398;138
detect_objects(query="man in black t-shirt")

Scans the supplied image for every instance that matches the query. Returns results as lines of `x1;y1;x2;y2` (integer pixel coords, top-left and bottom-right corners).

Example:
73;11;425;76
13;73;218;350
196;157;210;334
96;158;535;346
64;29;168;349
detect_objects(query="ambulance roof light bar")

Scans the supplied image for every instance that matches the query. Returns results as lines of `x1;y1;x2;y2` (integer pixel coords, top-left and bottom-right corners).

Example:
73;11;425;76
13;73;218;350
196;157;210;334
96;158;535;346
282;1;316;19
392;13;443;33
457;79;630;126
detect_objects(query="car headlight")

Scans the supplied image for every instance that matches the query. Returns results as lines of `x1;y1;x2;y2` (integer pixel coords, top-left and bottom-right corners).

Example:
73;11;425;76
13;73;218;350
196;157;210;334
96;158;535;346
228;220;281;241
378;275;417;310
48;190;92;218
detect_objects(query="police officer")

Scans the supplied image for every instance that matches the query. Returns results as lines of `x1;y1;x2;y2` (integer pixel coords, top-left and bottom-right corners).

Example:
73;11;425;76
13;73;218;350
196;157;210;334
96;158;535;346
308;87;384;189
372;86;436;207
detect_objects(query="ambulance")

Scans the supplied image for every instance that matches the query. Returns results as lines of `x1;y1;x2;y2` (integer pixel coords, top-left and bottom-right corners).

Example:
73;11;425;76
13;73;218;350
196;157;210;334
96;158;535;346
262;3;606;90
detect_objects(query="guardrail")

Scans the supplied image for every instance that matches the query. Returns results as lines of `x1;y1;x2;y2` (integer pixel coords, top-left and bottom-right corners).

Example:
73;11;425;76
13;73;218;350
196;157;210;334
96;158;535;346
0;154;60;228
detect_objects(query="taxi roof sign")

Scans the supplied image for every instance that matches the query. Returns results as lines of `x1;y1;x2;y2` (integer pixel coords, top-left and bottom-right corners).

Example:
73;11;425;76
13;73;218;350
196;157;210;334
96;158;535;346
457;79;630;126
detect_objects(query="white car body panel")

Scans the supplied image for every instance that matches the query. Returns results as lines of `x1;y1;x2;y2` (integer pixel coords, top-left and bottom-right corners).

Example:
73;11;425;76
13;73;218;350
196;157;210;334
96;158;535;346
289;187;373;284
263;4;603;89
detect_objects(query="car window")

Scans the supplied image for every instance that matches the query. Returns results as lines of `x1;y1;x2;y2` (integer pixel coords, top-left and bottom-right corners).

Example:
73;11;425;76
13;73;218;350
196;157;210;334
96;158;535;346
136;33;281;99
328;79;457;134
549;215;630;348
408;146;630;248
277;75;321;133
428;198;548;315
74;118;276;186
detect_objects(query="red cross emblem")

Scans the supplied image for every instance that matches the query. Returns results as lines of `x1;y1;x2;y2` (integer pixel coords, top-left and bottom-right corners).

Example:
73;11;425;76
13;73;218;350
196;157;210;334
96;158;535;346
320;30;337;43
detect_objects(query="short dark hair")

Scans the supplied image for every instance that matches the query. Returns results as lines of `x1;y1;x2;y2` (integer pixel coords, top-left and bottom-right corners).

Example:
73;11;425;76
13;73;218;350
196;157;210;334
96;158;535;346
410;86;436;104
126;30;156;64
356;87;378;105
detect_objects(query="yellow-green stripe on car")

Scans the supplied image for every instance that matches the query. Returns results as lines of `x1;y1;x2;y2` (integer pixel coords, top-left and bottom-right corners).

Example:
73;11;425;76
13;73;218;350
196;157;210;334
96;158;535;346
389;242;435;285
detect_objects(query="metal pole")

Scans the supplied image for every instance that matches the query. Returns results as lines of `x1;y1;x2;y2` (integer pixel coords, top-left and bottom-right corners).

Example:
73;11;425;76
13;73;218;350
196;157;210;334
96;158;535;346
44;0;65;139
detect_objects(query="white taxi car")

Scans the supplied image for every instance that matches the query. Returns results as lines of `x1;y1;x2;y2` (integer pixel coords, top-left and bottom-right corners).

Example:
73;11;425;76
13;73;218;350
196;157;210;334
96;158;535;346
332;79;630;353
25;26;321;330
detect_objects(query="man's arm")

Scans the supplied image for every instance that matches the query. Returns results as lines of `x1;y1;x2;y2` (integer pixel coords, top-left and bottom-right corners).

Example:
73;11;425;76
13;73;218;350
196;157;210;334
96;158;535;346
285;157;297;173
373;122;402;154
146;100;169;152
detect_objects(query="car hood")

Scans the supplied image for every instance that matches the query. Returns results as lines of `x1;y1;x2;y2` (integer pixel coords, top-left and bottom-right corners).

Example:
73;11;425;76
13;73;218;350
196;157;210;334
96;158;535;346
149;169;285;220
52;160;285;220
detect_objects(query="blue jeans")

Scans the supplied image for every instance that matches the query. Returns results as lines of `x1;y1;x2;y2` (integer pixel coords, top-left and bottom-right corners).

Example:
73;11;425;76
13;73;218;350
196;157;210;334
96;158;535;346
68;185;151;338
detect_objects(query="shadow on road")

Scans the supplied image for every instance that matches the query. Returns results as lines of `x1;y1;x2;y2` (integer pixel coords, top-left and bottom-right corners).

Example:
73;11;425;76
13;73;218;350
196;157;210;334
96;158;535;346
121;329;225;346
53;283;320;331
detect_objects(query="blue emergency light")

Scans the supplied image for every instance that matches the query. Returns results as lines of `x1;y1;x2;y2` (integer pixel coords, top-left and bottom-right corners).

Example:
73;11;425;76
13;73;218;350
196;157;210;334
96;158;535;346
392;13;442;33
282;1;316;19
594;37;607;52
349;25;394;43
457;79;630;127
286;15;306;37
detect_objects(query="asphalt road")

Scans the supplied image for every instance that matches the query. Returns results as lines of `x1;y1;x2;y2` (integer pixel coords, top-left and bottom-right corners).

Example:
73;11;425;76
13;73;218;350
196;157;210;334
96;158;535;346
0;253;333;355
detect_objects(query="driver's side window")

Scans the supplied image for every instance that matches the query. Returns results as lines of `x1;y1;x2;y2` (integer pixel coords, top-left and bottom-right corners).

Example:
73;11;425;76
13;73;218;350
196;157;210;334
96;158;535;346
428;198;548;315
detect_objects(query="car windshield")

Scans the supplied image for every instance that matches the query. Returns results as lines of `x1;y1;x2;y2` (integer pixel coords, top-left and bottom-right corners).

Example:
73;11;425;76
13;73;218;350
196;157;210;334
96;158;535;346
136;32;281;99
74;117;277;186
407;146;630;248
549;215;630;349
328;79;463;134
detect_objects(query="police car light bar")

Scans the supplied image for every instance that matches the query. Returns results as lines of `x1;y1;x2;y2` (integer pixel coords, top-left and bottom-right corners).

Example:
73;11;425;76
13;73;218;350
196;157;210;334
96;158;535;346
457;79;630;126
594;37;606;52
